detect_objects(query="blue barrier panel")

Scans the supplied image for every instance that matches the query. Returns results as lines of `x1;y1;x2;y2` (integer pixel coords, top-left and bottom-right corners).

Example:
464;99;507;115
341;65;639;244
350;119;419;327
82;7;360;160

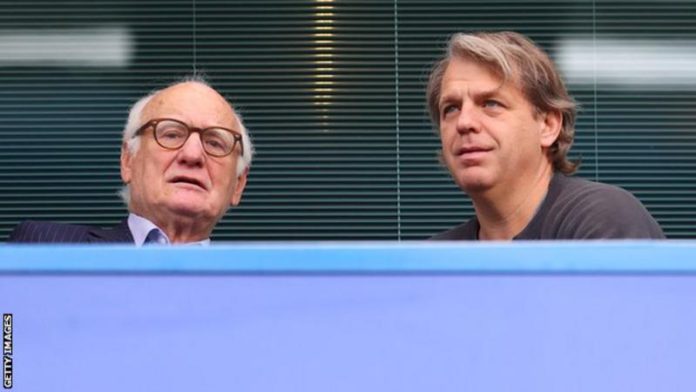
1;242;696;391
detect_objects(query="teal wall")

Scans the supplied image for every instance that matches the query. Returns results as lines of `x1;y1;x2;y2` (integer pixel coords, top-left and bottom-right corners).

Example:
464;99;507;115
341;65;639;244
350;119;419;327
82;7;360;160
1;1;694;240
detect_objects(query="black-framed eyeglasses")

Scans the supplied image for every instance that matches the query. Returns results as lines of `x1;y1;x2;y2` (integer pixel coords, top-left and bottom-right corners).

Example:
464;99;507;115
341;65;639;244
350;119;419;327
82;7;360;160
135;118;244;158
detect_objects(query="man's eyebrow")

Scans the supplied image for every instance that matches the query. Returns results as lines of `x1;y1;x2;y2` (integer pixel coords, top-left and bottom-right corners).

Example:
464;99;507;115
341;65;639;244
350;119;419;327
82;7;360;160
472;86;504;100
439;86;503;106
438;92;458;106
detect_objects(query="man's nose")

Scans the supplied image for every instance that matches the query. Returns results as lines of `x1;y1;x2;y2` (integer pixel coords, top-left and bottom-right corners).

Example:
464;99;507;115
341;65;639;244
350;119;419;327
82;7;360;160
177;133;206;166
455;104;480;134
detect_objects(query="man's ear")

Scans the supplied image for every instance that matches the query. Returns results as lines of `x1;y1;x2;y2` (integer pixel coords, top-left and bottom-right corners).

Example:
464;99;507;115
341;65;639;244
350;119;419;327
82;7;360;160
120;143;133;184
230;167;249;206
540;110;563;148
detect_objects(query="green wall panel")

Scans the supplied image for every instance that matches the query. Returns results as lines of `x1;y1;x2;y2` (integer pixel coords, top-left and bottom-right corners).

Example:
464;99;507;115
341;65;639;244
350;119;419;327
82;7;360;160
0;0;694;240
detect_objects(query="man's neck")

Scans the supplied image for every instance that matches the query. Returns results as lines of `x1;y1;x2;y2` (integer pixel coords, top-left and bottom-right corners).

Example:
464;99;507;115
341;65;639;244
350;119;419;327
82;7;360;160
160;218;213;244
129;210;214;244
471;165;554;240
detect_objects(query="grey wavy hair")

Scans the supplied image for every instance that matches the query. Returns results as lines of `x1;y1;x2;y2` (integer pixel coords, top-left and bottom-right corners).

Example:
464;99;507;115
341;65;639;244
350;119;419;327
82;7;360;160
119;76;254;204
426;31;578;174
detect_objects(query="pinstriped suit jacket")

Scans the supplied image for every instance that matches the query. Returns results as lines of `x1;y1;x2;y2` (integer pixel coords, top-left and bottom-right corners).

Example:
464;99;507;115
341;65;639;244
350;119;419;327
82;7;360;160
7;220;134;244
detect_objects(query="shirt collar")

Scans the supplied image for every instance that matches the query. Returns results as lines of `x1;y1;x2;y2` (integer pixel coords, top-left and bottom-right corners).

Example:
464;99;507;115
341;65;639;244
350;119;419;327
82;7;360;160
127;213;211;247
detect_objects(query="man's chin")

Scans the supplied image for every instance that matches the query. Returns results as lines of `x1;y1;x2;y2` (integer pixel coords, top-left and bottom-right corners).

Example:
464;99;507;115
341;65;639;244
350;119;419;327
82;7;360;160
452;170;495;194
164;199;213;219
460;181;493;194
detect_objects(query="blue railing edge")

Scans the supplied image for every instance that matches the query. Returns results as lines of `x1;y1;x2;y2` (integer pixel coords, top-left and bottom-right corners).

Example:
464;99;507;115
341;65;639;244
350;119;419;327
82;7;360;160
1;240;695;274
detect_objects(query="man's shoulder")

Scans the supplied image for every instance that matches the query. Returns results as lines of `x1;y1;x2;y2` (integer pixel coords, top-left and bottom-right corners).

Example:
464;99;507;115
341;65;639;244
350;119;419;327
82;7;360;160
555;173;630;196
553;174;649;213
8;220;92;243
8;219;133;243
536;174;665;239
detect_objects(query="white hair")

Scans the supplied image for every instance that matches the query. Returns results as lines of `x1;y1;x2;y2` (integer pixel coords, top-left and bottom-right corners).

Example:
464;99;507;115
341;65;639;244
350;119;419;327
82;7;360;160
119;78;254;205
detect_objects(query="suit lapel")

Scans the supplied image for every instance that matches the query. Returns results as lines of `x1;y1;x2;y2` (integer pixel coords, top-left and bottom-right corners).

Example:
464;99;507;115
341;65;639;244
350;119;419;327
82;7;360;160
85;219;134;244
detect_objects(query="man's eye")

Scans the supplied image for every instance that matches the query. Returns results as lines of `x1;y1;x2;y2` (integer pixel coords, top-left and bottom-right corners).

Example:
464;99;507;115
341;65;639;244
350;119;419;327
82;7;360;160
483;100;503;109
441;104;458;116
206;139;223;149
204;136;229;153
160;129;186;140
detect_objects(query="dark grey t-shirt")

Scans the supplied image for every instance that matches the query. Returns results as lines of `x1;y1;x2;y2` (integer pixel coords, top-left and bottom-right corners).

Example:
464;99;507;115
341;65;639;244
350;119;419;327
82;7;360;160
431;173;665;240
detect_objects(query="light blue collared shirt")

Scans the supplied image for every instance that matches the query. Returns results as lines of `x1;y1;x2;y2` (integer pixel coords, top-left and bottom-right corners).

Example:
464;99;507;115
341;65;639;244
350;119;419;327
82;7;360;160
127;213;211;247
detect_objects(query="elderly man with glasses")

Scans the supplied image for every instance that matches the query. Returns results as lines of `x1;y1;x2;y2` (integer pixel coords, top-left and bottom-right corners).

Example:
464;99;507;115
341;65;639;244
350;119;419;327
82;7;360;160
9;77;253;245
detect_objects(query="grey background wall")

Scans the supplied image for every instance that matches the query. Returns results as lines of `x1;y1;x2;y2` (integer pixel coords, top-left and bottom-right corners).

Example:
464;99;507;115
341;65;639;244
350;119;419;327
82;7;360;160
1;0;694;240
